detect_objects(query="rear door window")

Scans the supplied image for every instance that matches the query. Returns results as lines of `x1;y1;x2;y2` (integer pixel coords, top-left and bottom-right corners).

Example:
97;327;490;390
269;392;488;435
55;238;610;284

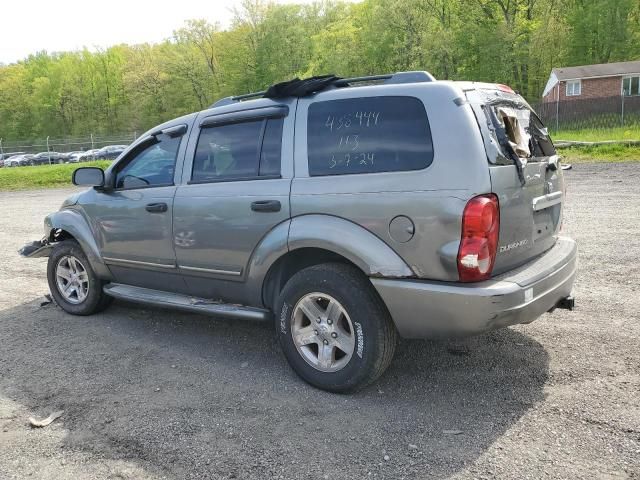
192;118;284;183
307;96;433;176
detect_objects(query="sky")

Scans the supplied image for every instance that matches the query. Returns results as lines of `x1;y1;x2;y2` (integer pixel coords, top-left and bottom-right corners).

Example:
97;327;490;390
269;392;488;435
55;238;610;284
0;0;339;64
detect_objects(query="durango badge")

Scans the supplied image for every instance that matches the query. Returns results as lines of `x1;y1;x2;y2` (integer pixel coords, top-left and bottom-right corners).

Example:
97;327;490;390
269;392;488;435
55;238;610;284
499;239;529;253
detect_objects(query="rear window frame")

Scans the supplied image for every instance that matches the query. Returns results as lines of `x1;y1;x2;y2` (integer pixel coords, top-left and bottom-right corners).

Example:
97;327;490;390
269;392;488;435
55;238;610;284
306;95;435;177
188;115;285;185
485;102;556;164
468;90;557;167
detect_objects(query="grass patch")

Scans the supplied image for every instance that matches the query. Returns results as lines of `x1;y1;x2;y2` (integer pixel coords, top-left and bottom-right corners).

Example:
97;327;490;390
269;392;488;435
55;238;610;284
551;126;640;142
557;144;640;163
0;161;111;191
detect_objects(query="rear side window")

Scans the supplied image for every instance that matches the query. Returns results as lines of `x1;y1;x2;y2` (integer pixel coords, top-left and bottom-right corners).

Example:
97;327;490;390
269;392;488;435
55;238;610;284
192;118;283;183
307;96;433;176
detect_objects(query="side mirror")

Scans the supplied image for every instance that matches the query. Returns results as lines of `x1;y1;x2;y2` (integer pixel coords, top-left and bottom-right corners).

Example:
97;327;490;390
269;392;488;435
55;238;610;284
72;167;105;187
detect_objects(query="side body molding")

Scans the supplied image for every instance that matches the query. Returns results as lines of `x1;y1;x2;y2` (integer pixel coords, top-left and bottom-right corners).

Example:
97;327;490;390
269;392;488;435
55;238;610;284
288;215;414;278
45;209;112;279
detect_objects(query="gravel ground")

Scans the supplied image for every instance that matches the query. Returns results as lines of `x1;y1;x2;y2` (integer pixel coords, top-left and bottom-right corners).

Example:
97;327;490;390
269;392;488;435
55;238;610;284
0;163;638;480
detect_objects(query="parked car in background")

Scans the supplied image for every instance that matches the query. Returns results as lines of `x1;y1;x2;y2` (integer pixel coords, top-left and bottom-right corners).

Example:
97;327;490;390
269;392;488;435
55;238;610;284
31;152;65;165
0;152;26;167
4;154;35;167
67;151;85;163
59;152;74;163
94;145;127;160
79;149;101;162
21;72;577;393
2;156;16;167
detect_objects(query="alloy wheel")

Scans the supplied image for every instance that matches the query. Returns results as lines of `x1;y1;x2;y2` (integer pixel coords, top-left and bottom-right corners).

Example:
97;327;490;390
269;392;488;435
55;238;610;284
291;292;356;373
55;255;90;304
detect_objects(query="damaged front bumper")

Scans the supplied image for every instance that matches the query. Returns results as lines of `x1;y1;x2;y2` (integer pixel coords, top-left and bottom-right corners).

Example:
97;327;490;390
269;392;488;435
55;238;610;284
19;238;53;258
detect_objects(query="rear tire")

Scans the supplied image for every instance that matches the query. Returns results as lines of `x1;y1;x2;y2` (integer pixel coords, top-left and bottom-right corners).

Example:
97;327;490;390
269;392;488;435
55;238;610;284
47;240;112;315
275;263;397;393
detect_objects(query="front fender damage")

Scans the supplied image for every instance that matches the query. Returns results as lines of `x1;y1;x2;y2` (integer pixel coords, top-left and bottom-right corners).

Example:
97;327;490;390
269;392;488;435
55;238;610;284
19;237;52;258
20;209;111;279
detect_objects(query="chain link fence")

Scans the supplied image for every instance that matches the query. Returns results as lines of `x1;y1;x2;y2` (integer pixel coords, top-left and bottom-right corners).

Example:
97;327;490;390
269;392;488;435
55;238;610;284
3;95;640;159
532;95;640;132
0;132;137;159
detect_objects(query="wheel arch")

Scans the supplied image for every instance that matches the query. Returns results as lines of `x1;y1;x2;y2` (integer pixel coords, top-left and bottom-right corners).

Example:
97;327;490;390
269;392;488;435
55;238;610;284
250;215;414;309
45;210;112;279
261;247;363;310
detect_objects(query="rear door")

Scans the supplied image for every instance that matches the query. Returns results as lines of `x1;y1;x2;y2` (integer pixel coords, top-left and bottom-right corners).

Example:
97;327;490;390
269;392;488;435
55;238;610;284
466;88;564;274
173;100;294;304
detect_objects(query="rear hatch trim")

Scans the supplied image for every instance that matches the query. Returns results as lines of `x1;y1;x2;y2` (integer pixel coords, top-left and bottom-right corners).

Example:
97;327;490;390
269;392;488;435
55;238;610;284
532;191;562;211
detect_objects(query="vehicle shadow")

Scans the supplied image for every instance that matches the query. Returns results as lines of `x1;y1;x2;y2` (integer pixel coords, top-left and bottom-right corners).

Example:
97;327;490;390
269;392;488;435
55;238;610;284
0;299;549;479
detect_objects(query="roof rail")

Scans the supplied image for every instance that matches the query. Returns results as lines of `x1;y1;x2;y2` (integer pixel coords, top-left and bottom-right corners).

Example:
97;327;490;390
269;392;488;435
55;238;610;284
211;91;267;108
335;71;436;87
210;71;436;108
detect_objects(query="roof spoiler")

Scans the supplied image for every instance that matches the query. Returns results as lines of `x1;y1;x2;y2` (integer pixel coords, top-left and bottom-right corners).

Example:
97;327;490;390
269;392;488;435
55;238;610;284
210;71;436;108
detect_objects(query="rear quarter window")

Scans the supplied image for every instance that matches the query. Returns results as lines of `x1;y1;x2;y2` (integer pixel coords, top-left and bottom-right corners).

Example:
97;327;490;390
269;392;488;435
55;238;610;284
307;96;433;176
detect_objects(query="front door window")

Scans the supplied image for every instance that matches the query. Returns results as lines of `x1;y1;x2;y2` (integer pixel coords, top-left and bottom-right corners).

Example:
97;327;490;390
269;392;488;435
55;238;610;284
115;136;182;189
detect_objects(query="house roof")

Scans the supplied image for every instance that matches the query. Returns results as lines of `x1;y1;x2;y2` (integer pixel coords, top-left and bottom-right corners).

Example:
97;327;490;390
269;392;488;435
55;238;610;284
552;60;640;80
542;60;640;97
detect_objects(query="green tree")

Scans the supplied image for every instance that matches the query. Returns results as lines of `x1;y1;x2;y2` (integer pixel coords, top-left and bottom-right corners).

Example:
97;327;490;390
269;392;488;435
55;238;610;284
1;0;639;143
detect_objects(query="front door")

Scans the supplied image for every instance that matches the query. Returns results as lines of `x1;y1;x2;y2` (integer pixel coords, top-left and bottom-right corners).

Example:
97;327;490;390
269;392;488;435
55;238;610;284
173;101;294;305
85;131;187;292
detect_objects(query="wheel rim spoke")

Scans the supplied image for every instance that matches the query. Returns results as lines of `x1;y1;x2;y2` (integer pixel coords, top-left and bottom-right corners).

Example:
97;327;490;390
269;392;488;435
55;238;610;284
332;334;354;355
68;256;78;273
62;281;75;295
298;297;325;323
325;299;342;324
293;326;318;346
76;286;86;302
317;342;334;370
56;266;72;281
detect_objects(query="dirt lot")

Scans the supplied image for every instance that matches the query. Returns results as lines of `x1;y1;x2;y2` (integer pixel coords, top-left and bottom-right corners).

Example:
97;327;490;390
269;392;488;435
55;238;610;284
0;163;639;480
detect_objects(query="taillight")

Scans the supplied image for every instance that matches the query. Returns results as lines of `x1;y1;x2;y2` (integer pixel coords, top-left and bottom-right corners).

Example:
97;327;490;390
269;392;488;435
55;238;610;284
457;194;500;282
496;84;515;94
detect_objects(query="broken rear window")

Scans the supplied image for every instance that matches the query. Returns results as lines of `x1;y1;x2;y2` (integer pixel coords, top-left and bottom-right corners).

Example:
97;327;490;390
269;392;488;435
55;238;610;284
482;102;556;165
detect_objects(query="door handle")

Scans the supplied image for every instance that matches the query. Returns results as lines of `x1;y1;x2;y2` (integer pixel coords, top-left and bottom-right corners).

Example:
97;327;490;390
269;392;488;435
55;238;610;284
251;200;281;212
145;202;168;213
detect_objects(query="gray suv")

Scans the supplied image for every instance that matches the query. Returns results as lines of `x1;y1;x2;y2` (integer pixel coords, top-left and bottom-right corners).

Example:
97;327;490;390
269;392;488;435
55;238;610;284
21;72;577;392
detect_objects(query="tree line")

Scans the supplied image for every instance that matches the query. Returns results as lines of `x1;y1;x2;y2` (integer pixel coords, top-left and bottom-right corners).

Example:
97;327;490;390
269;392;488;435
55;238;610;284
1;0;638;142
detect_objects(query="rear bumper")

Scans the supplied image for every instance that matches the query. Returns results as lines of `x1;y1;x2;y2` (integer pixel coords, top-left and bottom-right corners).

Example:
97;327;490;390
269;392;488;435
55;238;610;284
371;236;577;338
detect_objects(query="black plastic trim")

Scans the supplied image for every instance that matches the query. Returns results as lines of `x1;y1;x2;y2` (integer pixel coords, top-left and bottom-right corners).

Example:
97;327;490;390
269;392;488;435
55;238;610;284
200;106;288;128
187;174;282;185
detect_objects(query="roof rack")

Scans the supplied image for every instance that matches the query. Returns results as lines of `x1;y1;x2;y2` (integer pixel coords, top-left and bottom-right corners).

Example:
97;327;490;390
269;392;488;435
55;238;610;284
334;71;436;87
210;71;435;108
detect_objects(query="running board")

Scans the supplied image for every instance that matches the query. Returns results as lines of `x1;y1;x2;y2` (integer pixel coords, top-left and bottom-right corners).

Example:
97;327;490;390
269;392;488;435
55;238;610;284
103;283;271;322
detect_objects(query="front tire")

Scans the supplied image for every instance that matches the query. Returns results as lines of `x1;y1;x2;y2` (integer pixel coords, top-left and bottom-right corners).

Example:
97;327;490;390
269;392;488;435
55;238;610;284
47;240;112;315
275;263;397;393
